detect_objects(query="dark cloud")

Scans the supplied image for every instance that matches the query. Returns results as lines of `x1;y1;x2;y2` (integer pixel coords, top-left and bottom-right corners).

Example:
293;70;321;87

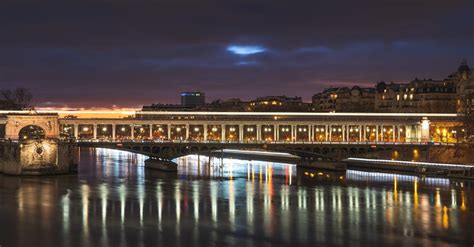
0;0;473;107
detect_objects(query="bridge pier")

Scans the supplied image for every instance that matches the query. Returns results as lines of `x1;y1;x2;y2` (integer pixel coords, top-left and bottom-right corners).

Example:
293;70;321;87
0;140;78;175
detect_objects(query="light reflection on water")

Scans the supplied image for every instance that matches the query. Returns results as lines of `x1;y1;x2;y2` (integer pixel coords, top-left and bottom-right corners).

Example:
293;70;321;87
0;148;473;246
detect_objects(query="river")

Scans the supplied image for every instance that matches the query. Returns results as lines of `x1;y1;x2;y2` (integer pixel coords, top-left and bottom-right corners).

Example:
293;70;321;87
0;148;473;246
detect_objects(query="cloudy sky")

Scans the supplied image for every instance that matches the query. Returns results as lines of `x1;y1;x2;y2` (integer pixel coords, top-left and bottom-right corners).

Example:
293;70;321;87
1;0;473;108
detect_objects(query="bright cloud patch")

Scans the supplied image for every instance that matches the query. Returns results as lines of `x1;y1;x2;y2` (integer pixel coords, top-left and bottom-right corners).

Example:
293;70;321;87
227;45;266;55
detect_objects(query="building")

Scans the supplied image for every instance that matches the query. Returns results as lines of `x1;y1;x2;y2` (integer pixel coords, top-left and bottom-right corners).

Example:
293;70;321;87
249;96;311;112
374;79;457;113
312;86;375;112
450;61;474;114
142;103;196;112
181;92;205;106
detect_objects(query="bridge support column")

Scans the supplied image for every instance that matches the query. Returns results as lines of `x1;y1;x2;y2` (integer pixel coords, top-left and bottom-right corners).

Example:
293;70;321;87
291;124;296;141
256;124;261;142
221;124;225;142
392;125;396;142
167;124;171;140
93;124;97;140
238;124;243;142
149;124;153;139
185;124;189;140
358;125;362;142
204;124;208;141
342;125;346;142
74;124;79;139
420;117;430;142
274;125;278;142
328;125;331;142
376;125;379;142
308;125;312;142
131;124;135;139
112;124;116;140
397;125;401;142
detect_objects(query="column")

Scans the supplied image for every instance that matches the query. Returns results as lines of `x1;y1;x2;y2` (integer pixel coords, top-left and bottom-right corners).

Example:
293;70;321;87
375;125;379;142
275;125;279;142
256;124;261;142
149;124;153;139
239;124;243;142
274;125;278;142
358;125;362;142
348;125;351;142
324;125;328;142
221;124;226;142
131;124;135;139
167;124;171;140
185;124;189;140
328;125;332;142
204;124;208;141
342;125;346;142
74;124;79;139
308;125;312;142
291;125;296;141
420;117;430;142
112;124;116;140
397;125;401;142
392;125;396;142
93;124;97;139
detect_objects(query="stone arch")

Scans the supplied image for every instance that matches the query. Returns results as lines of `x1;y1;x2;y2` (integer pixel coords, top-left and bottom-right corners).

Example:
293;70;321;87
18;125;46;140
5;115;59;140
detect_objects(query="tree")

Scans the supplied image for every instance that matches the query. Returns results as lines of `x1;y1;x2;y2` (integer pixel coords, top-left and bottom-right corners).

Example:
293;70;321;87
0;88;33;110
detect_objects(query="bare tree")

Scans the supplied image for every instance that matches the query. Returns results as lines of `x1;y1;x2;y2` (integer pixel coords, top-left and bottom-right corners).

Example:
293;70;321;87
0;88;33;110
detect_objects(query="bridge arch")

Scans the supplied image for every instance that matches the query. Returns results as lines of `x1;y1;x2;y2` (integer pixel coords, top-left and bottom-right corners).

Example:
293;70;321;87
5;115;59;140
18;125;46;140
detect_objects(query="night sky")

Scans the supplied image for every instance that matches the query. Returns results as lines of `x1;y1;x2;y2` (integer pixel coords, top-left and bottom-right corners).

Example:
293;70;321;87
1;0;474;108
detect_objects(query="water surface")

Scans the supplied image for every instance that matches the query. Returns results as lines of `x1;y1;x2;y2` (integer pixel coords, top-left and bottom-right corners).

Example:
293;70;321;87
0;148;473;246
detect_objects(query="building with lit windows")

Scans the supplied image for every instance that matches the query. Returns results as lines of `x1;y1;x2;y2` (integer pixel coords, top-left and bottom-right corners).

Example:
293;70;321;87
249;96;310;112
374;79;457;113
451;61;474;114
312;86;375;112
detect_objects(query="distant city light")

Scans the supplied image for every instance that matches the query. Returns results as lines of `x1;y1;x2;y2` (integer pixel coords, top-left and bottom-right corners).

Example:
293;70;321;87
226;45;266;55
